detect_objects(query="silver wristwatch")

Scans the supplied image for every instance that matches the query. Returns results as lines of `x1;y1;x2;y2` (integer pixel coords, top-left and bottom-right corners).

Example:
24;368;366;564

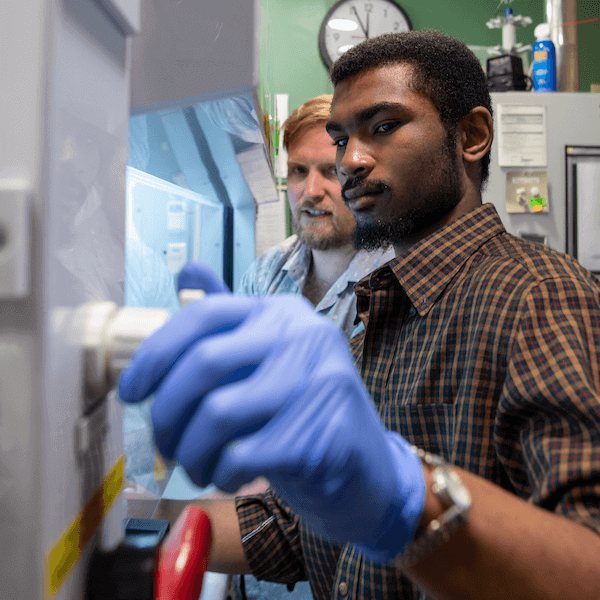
398;447;471;568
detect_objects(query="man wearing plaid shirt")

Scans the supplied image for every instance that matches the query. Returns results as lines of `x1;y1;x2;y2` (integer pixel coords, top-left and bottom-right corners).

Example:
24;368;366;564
124;31;600;600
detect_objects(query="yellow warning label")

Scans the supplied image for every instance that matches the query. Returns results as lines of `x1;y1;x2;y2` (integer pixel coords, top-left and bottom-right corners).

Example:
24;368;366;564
45;454;125;599
154;450;167;481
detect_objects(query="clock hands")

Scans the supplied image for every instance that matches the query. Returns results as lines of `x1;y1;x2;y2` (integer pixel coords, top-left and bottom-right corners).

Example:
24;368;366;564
319;0;414;67
351;6;369;39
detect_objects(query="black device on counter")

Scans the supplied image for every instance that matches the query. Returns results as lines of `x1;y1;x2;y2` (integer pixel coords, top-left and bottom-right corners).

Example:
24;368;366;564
486;54;527;91
124;518;170;550
85;519;171;600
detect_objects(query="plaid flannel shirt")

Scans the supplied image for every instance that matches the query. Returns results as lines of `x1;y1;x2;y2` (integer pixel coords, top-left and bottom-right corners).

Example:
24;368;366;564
236;203;600;600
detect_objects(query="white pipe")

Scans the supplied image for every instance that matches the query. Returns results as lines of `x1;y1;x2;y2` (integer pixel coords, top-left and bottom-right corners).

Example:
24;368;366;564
502;22;516;53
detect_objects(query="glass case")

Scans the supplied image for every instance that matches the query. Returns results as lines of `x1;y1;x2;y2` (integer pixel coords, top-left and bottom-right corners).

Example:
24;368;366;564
123;89;279;503
126;91;276;300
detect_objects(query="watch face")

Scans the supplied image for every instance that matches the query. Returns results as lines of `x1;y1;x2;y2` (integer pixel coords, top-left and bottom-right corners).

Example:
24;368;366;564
319;0;413;68
438;467;472;510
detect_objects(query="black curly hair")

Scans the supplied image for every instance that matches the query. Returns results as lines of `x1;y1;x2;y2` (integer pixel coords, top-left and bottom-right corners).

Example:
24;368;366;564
330;31;493;187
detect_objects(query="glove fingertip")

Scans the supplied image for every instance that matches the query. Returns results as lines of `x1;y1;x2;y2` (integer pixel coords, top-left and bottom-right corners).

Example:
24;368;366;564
211;441;262;493
153;428;178;463
178;261;230;294
117;369;142;404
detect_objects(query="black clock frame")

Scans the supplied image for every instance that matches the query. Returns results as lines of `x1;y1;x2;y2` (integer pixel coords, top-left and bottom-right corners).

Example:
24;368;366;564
318;0;413;69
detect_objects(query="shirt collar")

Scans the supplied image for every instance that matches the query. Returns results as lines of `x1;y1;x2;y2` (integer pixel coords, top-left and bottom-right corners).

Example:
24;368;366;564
281;238;311;286
388;203;506;316
345;247;394;284
282;238;394;300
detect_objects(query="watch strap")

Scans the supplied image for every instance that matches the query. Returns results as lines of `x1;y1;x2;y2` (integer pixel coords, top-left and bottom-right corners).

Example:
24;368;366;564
397;447;471;568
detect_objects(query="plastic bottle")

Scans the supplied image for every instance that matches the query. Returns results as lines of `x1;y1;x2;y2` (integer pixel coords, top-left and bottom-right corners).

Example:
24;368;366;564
502;8;516;54
532;23;556;91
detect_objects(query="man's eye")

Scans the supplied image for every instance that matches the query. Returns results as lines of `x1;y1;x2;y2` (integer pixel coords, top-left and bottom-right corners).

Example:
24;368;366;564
288;166;306;177
375;122;399;134
333;139;347;148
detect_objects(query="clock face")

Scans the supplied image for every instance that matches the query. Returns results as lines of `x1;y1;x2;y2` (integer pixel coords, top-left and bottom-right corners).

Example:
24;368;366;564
319;0;413;68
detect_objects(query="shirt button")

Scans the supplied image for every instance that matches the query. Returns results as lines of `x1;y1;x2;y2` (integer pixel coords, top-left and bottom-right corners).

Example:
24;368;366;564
408;307;417;317
338;582;349;596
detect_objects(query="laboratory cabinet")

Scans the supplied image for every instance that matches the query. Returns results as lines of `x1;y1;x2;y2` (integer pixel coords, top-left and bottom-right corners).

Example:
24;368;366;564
484;92;600;277
0;0;273;598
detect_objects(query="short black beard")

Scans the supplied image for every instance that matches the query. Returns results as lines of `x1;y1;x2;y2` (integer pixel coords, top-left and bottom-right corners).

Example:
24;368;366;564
353;132;462;251
353;188;462;251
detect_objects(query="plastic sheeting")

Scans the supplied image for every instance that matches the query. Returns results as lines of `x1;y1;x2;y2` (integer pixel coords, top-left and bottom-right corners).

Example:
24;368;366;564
196;94;263;144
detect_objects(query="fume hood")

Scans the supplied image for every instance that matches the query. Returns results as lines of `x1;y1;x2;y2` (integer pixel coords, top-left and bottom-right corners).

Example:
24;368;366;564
0;0;276;598
127;92;276;301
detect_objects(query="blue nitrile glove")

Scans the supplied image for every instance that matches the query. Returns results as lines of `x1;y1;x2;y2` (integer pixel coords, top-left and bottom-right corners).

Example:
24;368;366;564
178;261;230;295
119;295;426;563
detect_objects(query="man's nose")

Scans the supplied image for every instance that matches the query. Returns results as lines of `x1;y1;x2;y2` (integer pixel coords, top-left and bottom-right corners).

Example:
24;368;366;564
337;139;374;179
303;170;327;199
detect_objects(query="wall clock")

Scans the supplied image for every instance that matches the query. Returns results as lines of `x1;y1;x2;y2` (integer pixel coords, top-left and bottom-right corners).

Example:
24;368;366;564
319;0;413;69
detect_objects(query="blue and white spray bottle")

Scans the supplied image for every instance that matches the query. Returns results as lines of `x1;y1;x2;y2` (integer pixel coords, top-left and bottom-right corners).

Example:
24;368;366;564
532;23;556;91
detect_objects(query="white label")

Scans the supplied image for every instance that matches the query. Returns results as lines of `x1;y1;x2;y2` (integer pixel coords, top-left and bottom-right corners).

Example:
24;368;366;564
167;201;186;231
167;242;187;274
497;104;548;167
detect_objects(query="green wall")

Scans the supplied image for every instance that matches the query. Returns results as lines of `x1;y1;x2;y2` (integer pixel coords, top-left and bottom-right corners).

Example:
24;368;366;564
259;0;599;116
578;0;600;92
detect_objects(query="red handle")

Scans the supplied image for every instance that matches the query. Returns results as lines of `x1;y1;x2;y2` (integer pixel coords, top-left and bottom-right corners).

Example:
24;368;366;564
155;506;212;600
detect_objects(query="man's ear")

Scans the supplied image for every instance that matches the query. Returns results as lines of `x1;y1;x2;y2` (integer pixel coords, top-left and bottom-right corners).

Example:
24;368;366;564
459;107;493;165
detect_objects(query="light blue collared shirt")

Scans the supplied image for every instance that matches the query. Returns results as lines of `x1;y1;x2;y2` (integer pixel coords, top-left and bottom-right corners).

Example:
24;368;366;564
237;235;395;339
